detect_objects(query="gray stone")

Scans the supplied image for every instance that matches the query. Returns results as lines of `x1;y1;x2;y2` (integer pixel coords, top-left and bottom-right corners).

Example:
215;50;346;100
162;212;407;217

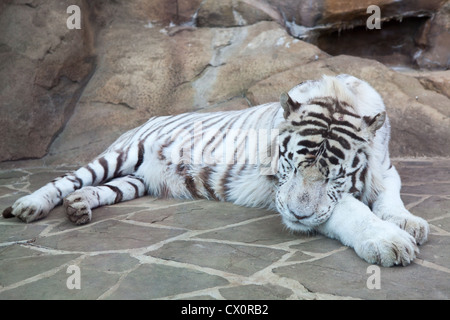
197;215;304;245
105;263;229;299
416;235;450;269
0;159;449;300
219;284;293;300
396;164;450;184
35;220;186;252
273;248;450;300
289;237;344;254
0;245;79;289
0;223;47;244
431;217;450;234
130;200;273;230
149;240;287;276
409;196;450;221
0;261;120;300
80;253;140;273
401;183;450;196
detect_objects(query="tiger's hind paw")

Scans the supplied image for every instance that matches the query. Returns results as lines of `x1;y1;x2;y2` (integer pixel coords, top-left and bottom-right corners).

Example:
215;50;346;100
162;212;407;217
2;195;50;223
64;193;92;225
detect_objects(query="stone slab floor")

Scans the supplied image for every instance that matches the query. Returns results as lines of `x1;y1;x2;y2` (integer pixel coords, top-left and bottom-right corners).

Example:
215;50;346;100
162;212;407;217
0;158;449;300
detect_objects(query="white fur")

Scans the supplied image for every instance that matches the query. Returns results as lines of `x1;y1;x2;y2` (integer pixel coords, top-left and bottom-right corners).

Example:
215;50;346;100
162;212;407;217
4;74;429;266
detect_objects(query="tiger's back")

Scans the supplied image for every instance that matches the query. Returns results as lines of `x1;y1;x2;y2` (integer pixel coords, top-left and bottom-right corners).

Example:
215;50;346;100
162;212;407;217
125;102;283;206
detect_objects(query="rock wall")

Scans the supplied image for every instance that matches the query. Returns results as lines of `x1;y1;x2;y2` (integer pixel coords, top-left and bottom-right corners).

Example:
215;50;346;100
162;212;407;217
0;0;449;165
0;0;95;162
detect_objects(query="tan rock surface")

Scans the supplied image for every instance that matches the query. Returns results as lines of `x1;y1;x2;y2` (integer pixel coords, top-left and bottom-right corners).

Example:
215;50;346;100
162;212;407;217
0;0;448;165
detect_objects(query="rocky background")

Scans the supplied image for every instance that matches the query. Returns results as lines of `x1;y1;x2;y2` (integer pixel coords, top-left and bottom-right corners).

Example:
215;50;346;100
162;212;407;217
0;0;449;166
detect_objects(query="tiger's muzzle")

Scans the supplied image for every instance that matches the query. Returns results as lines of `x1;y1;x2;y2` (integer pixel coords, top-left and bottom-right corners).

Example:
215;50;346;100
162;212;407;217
277;171;336;232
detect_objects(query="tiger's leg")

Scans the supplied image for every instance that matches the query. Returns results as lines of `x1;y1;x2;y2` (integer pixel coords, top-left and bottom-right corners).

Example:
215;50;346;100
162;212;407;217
64;175;147;225
372;166;429;245
316;194;418;267
2;164;101;223
3;147;138;223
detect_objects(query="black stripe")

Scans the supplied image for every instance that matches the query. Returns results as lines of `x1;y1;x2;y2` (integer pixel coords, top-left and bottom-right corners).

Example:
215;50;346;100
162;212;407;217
319;158;327;169
135;115;188;165
336;101;360;118
336;108;360;119
104;185;123;203
306;112;331;125
220;164;234;201
298;128;326;137
308;98;334;114
230;108;264;164
185;175;200;199
198;113;230;138
132;176;147;195
287;94;302;111
130;175;145;185
296;148;309;155
332;119;358;130
328;156;339;165
134;142;145;171
352;155;360;168
325;141;345;160
296;119;329;129
202;114;241;157
86;164;97;185
349;170;359;194
128;181;140;198
98;157;109;182
176;164;201;199
114;152;124;177
140;113;193;143
359;166;368;183
282;136;291;150
157;139;174;161
297;140;321;148
199;167;218;201
74;176;83;188
328;132;351;150
67;176;83;188
51;182;62;197
332;127;366;142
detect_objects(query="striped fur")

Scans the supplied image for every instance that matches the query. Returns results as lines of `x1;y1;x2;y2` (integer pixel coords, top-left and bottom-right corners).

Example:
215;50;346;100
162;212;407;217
3;74;429;266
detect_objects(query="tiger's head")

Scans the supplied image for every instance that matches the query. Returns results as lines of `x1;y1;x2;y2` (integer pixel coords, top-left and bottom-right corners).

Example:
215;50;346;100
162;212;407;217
275;75;387;232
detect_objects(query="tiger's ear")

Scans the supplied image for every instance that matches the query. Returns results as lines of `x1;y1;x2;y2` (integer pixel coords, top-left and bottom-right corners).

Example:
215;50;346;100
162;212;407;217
280;92;301;119
363;111;386;134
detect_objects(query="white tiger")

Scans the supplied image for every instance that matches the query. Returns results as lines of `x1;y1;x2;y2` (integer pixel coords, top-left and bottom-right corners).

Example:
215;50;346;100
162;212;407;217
3;74;429;267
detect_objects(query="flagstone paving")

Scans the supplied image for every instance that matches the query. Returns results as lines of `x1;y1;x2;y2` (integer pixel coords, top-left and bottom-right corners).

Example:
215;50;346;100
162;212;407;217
0;158;449;300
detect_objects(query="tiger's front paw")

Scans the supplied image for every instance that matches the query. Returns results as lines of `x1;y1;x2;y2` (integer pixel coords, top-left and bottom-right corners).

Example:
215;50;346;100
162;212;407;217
2;195;50;223
385;213;429;246
373;201;430;246
64;193;92;225
355;222;418;267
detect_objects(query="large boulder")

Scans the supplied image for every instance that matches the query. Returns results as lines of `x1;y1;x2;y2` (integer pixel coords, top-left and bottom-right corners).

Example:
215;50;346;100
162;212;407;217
414;1;450;69
0;0;95;162
44;20;326;164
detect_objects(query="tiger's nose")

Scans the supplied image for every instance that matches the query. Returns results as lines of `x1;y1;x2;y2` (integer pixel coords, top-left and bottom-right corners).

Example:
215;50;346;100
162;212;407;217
291;212;313;220
287;200;316;220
